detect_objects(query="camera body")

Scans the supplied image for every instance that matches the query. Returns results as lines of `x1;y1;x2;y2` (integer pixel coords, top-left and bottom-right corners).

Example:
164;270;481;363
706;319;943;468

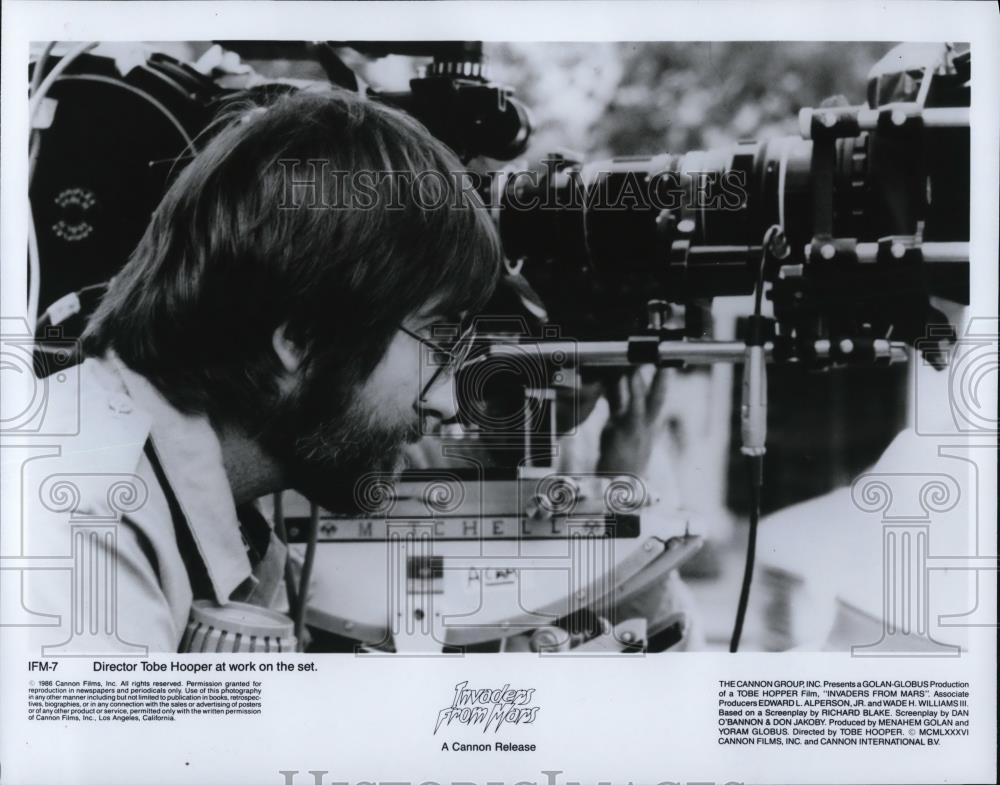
268;472;701;653
498;45;970;360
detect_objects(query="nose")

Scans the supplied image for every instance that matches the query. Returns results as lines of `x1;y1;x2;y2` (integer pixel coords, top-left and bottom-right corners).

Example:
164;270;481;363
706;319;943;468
421;370;460;423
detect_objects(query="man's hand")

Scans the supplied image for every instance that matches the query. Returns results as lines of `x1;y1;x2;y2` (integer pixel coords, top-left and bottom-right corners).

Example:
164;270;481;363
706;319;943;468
596;365;669;476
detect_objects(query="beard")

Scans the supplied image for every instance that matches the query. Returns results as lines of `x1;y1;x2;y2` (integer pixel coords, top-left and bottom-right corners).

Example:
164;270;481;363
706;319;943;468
256;371;422;514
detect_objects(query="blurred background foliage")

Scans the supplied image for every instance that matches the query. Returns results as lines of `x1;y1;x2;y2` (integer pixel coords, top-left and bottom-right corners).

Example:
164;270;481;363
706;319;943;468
487;42;893;160
217;40;894;161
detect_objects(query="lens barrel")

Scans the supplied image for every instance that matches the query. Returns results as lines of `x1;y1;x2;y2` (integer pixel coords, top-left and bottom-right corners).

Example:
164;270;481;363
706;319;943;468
498;112;968;340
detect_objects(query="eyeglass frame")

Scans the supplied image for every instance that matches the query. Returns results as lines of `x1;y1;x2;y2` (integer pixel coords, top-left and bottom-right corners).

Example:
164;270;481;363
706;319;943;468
399;322;479;402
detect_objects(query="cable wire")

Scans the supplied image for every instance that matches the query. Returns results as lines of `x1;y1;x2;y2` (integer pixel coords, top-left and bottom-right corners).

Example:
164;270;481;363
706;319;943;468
730;456;762;652
729;225;782;652
270;492;300;618
28;42;98;120
26;43;56;333
27;203;41;333
29;42;57;96
294;503;320;650
28;42;57;186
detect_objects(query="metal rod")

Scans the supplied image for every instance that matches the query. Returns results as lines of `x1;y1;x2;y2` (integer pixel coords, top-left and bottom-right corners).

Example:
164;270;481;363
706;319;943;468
799;104;969;138
486;340;748;366
486;339;908;367
854;241;969;264
919;242;970;264
857;106;969;130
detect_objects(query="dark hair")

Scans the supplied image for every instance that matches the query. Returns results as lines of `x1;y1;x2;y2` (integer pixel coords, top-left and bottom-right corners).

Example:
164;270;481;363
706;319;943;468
83;88;502;423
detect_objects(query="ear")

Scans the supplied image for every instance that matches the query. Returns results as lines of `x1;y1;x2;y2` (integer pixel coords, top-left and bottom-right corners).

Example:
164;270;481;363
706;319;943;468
272;324;304;375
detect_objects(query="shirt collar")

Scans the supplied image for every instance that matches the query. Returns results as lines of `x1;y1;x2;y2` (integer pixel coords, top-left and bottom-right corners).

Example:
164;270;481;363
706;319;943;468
105;353;252;603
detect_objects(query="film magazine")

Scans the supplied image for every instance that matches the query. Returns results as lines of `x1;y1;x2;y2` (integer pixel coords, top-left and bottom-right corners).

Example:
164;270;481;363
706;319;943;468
0;2;997;784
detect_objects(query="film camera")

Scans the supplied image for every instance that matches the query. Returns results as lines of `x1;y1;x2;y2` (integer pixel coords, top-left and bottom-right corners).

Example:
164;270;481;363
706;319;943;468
27;41;971;653
494;43;969;356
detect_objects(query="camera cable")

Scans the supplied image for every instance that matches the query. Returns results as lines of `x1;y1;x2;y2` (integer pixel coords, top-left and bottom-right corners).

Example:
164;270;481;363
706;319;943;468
729;225;783;652
294;502;320;651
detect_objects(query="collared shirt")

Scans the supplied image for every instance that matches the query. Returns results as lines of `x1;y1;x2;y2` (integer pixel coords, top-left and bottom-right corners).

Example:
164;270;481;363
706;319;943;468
21;353;287;654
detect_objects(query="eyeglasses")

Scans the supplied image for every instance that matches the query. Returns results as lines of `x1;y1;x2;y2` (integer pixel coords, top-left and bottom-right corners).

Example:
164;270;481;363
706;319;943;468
400;322;479;401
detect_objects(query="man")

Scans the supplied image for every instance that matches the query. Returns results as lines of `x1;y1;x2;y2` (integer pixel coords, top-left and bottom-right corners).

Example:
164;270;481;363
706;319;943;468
21;89;502;653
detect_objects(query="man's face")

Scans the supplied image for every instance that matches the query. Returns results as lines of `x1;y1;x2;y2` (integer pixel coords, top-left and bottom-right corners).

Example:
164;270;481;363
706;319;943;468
259;309;460;513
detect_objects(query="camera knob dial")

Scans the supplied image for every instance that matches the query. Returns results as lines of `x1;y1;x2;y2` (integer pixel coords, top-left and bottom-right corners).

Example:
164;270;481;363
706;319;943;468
425;60;489;80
